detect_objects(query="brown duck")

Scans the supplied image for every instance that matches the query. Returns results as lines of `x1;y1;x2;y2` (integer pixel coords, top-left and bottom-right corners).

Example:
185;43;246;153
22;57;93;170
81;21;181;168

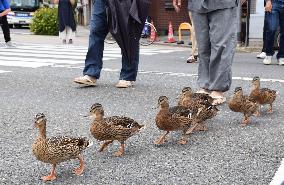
32;113;92;182
177;87;214;107
228;87;258;126
155;96;193;145
186;103;219;134
249;76;277;115
178;87;215;131
89;103;143;157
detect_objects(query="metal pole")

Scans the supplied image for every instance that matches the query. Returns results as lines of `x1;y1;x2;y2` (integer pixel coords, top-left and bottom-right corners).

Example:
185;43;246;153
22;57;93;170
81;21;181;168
245;0;251;47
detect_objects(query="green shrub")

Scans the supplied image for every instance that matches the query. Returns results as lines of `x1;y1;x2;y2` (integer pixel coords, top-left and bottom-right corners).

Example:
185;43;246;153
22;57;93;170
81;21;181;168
30;8;58;36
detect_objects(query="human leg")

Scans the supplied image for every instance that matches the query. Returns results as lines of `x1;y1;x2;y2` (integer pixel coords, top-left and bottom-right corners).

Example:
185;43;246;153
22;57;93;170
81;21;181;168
82;0;108;79
116;42;140;86
276;3;284;62
207;7;237;93
66;26;75;44
1;15;11;43
265;3;279;58
191;12;211;90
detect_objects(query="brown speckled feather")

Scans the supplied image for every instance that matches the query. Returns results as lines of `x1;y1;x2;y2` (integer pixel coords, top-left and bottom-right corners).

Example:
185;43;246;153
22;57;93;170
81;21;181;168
32;136;90;164
90;116;143;142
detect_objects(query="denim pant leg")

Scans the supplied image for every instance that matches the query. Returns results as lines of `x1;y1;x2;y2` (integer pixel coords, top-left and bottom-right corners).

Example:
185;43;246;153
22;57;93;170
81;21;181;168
119;43;140;81
83;0;108;79
276;3;284;59
265;3;280;56
262;12;268;52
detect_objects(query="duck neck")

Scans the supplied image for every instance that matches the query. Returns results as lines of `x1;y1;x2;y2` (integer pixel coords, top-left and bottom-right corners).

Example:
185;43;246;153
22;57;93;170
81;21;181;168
160;102;169;110
252;82;260;91
38;124;47;139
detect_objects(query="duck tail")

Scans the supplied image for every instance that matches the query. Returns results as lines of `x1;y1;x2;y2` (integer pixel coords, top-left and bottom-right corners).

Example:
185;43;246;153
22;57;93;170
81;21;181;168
87;140;94;148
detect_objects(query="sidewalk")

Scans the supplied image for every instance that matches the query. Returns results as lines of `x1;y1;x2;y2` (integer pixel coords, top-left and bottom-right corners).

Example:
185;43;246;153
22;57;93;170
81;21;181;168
6;25;262;52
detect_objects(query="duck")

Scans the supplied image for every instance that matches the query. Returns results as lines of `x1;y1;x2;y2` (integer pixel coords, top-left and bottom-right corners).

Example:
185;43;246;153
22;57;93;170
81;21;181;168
32;113;92;182
185;103;219;134
89;103;144;157
155;96;193;145
177;87;214;107
228;87;258;126
249;76;277;116
178;87;215;131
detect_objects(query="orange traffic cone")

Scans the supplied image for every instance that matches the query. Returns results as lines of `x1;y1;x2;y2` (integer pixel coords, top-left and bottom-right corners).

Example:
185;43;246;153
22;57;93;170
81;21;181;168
150;21;158;42
165;21;176;43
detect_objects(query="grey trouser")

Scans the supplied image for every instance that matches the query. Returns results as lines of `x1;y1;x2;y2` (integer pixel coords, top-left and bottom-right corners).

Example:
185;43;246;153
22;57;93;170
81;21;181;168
191;7;237;92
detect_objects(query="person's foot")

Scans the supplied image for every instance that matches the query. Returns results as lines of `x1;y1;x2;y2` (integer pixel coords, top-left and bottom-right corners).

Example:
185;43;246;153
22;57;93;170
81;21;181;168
257;52;266;59
62;39;67;44
196;89;210;95
278;58;284;65
68;39;73;44
115;80;134;88
186;56;196;63
74;75;97;86
210;91;226;105
5;41;15;48
263;56;273;65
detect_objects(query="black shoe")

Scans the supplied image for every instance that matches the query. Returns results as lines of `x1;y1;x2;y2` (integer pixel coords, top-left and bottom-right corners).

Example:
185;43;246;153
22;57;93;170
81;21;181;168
68;39;73;44
62;39;66;44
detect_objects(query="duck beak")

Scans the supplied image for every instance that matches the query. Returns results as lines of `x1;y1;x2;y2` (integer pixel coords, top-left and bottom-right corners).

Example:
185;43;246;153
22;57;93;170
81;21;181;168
33;121;37;129
83;112;92;117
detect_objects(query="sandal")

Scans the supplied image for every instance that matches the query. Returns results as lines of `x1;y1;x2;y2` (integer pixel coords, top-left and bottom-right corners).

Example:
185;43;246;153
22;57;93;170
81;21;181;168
211;96;226;105
196;89;210;95
74;75;97;86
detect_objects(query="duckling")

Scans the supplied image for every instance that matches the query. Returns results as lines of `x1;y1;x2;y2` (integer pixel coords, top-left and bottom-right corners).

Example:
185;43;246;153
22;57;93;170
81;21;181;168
229;87;258;126
185;103;219;134
249;76;277;115
89;103;143;157
178;87;214;131
155;96;193;145
177;87;214;107
32;113;92;182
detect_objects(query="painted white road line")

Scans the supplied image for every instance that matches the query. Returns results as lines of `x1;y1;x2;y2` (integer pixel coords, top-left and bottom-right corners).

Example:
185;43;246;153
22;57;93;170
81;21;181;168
270;158;284;185
0;70;12;73
99;68;284;83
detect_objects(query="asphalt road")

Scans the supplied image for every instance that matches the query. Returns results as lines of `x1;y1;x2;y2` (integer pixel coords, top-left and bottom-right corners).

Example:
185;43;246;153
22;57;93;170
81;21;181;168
0;40;284;185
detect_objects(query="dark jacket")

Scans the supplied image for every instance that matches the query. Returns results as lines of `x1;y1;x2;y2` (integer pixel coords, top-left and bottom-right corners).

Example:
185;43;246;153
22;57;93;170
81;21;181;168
188;0;238;13
58;0;76;32
106;0;150;63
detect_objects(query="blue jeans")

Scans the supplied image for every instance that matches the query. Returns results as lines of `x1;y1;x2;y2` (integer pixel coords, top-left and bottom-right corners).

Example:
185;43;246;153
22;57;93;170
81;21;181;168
262;12;268;52
265;1;284;58
83;0;140;81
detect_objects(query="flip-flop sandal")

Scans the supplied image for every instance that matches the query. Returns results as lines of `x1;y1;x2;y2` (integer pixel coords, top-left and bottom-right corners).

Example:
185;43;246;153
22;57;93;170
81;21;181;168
74;76;97;86
196;89;210;95
212;96;226;105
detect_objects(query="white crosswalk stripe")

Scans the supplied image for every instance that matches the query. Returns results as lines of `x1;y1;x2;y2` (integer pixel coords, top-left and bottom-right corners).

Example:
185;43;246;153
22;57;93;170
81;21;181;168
0;43;184;71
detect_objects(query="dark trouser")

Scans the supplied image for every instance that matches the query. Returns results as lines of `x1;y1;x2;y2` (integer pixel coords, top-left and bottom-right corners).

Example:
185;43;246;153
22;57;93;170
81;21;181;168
262;12;268;52
83;0;140;81
0;13;11;43
265;1;284;58
192;7;237;92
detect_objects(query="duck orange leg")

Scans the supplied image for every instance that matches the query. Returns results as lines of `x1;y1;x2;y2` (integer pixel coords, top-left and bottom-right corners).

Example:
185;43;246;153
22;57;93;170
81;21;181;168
154;131;169;145
99;140;113;152
241;115;250;127
194;123;208;132
267;104;273;113
177;131;188;145
114;142;125;157
185;123;199;135
74;155;84;176
41;164;56;181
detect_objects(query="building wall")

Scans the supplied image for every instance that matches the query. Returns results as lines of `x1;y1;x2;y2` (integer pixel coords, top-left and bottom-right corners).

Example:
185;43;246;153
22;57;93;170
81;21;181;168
149;0;189;35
